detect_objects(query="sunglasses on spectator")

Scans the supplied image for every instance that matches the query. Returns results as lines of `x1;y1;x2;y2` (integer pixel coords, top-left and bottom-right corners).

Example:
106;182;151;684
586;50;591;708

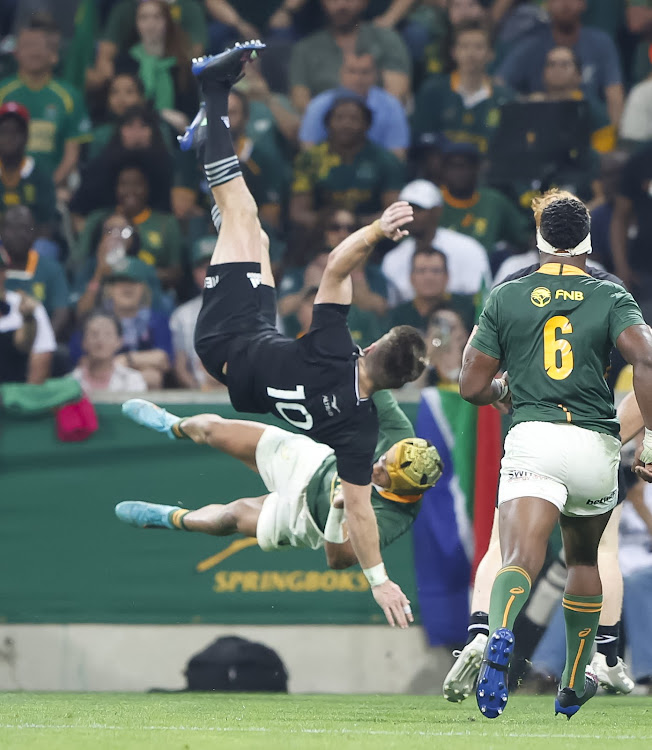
328;222;356;232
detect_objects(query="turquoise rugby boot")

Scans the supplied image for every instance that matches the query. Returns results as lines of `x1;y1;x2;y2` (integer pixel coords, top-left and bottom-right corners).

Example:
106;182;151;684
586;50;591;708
115;501;179;529
122;398;181;439
555;669;599;720
476;628;514;718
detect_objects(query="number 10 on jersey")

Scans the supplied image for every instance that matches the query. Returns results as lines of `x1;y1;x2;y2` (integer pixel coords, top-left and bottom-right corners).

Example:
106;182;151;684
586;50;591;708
543;315;574;380
267;385;314;430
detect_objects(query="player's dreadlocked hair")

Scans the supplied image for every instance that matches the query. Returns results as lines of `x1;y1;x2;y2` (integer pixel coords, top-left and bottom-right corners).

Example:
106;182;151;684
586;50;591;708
531;189;590;250
366;326;427;390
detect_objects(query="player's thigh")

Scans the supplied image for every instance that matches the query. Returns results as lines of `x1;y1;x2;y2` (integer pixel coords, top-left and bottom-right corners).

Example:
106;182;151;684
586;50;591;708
211;177;262;264
598;503;622;556
560;510;612;567
231;495;267;536
255;426;334;494
203;415;269;471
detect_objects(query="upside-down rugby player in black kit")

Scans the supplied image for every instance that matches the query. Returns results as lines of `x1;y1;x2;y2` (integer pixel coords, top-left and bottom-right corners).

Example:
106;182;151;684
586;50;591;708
180;42;428;628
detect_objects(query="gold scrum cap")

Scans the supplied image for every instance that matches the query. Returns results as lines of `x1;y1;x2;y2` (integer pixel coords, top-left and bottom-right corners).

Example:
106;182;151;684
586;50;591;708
386;438;443;497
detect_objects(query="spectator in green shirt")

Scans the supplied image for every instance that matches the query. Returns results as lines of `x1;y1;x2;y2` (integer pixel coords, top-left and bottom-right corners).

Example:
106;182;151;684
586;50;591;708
87;0;207;92
388;246;476;334
290;94;404;231
413;19;514;155
2;205;71;340
0;16;92;189
439;142;532;261
290;0;411;112
0;102;57;233
74;161;182;291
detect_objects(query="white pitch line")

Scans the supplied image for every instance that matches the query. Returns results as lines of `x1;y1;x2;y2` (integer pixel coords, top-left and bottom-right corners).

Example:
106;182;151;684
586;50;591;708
0;724;650;740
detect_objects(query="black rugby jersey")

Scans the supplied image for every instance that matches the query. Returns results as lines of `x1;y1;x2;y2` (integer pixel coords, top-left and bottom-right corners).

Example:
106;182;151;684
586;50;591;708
226;303;379;486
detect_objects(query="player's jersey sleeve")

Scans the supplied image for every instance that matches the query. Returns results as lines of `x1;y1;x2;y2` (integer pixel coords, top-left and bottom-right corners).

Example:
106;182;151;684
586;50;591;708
306;303;356;359
373;390;414;456
470;289;502;360
608;288;646;344
374;499;420;549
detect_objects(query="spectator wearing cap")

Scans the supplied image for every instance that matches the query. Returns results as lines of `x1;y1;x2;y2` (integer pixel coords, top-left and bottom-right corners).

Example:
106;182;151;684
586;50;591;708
439;142;531;263
290;94;404;231
0;244;55;385
0;101;57;237
69;256;172;389
169;236;222;390
412;20;514;156
71;312;147;394
529;46;615;153
497;0;624;127
73;160;182;291
73;212;163;321
87;0;207;92
388;246;476;333
290;0;411;113
2;205;71;341
381;179;491;305
299;53;409;160
0;17;91;189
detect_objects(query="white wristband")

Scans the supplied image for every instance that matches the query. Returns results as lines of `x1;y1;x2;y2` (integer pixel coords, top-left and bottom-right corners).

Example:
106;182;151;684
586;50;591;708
363;562;389;587
641;428;652;464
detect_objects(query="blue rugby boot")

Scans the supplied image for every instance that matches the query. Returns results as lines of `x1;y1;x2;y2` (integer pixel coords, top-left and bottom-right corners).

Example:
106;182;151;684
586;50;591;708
191;40;265;88
115;501;183;529
476;628;514;718
178;103;206;152
555;669;599;720
122;399;182;439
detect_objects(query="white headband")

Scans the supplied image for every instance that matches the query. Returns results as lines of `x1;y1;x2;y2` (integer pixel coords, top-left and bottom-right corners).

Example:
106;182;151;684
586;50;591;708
536;229;592;256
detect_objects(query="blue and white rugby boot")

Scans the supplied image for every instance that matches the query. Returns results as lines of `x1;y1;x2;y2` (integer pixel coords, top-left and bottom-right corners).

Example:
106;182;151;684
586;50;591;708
191;40;265;87
115;501;179;529
177;103;206;152
555;668;599;720
122;398;181;439
476;627;514;718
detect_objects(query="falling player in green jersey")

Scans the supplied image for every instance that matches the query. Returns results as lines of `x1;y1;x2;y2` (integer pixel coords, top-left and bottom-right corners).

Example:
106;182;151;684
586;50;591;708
459;189;652;719
116;391;442;582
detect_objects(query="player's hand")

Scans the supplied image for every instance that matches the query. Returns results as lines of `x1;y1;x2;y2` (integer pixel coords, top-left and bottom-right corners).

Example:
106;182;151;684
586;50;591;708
378;201;413;241
633;442;652;483
371;579;413;629
492;370;512;414
18;291;38;319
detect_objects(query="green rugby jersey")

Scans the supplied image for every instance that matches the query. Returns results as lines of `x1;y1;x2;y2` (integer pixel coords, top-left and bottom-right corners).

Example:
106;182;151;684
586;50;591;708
305;390;421;548
472;262;646;436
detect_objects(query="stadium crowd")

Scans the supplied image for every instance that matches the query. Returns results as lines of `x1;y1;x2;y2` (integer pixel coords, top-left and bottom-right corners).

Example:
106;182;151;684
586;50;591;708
2;0;652;691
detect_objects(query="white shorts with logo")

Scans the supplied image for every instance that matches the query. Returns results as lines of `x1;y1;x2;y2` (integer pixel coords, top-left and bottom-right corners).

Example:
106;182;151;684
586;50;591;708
498;421;620;517
255;425;335;551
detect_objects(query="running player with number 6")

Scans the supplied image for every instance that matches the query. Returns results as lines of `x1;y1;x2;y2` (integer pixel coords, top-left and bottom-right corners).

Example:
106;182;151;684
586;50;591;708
459;189;652;719
141;42;427;629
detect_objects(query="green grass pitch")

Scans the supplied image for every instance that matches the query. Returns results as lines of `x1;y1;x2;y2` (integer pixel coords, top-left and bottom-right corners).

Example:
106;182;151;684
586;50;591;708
1;692;651;750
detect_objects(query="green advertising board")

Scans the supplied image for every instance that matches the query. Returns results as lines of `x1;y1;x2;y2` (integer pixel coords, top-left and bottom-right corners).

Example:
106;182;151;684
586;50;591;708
0;402;420;625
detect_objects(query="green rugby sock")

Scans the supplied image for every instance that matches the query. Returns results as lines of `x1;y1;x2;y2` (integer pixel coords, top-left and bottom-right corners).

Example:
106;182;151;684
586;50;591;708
488;566;532;633
171;420;190;439
561;593;602;695
169;508;190;530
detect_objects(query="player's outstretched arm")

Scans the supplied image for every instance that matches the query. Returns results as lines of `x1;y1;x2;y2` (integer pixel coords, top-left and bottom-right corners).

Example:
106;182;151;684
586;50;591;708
315;202;413;306
617;324;652;482
341;479;413;628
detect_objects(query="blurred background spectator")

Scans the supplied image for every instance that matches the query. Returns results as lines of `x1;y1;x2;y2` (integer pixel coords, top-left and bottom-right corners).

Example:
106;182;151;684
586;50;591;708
71;310;148;393
0;244;54;384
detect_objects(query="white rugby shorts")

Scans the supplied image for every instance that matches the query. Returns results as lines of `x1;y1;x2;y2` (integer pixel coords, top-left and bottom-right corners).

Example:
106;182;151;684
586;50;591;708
498;421;620;517
255;426;334;551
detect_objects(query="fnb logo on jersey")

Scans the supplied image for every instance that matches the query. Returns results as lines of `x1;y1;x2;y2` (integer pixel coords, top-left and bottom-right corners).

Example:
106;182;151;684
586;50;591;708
204;275;220;288
555;290;584;301
530;287;551;307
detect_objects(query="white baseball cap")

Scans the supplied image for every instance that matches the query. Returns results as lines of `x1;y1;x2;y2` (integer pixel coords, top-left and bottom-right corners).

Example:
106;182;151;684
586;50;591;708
399;180;443;210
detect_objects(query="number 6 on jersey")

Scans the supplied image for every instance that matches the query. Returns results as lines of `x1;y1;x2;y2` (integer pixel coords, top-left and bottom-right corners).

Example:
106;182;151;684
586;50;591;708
543;315;574;380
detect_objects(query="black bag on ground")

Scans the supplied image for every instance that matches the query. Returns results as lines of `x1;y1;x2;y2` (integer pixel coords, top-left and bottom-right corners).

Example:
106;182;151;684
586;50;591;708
184;636;289;692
